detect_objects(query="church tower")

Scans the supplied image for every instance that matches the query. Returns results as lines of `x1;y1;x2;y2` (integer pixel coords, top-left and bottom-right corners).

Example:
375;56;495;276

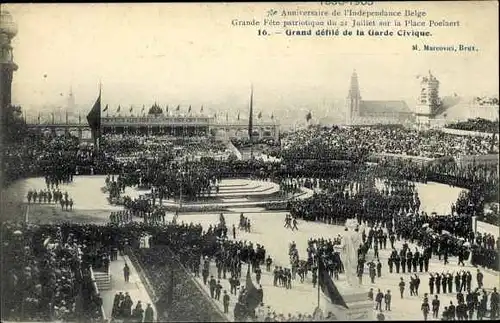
0;10;18;110
415;70;441;127
346;70;361;125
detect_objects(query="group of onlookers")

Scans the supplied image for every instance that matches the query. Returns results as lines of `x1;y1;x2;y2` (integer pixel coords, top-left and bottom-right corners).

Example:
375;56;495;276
275;125;498;161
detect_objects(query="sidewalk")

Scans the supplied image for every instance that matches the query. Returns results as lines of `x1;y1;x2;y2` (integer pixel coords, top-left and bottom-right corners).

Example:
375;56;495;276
101;256;157;322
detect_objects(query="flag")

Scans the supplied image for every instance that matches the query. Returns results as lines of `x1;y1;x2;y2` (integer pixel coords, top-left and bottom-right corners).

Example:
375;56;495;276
166;105;169;113
86;86;102;144
237;112;240;120
306;111;312;122
129;106;133;113
318;256;348;308
37;112;40;124
78;113;81;124
248;84;254;139
243;265;262;311
226;112;228;121
103;105;108;112
176;105;180;111
200;105;204;113
117;105;121;113
271;113;274;120
258;111;262;119
188;105;191;113
214;113;217;119
142;105;145;112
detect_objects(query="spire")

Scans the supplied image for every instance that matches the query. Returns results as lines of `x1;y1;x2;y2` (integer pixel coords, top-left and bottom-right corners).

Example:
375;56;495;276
348;69;361;100
67;85;75;111
346;69;361;125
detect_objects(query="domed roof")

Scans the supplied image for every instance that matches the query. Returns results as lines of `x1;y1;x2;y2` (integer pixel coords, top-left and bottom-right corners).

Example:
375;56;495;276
0;11;18;36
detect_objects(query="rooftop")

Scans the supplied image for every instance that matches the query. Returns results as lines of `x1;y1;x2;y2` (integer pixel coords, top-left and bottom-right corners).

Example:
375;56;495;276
359;100;412;116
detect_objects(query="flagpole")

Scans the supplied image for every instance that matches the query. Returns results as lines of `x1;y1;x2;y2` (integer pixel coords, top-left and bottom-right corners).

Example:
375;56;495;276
317;260;320;308
249;84;254;160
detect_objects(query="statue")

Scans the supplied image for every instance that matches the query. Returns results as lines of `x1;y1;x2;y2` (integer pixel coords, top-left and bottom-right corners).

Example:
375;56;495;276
341;219;363;287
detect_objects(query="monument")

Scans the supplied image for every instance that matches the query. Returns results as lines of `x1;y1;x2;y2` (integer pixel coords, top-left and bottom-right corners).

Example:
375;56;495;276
342;218;363;287
321;218;373;321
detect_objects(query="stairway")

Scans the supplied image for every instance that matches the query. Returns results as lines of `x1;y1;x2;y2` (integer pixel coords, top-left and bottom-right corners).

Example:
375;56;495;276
94;271;112;291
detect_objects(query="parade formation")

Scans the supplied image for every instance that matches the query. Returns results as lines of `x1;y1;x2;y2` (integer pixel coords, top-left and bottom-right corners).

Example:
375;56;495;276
1;4;499;323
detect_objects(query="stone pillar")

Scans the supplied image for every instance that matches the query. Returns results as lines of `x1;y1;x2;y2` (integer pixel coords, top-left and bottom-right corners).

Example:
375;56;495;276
0;11;18;110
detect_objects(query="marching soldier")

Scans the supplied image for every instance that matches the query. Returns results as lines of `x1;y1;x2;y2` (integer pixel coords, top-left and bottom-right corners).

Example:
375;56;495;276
223;290;230;314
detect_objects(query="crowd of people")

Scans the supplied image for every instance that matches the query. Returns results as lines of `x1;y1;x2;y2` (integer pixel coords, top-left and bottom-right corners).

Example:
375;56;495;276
111;291;154;322
446;118;499;134
101;134;231;161
275;125;498;161
3;113;500;322
1;222;104;322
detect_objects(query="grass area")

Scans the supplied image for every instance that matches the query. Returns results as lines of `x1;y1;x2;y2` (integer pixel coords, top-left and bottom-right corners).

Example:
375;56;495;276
131;247;227;322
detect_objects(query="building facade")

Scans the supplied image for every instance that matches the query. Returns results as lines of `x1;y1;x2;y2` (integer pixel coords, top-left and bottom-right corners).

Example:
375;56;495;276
27;113;280;142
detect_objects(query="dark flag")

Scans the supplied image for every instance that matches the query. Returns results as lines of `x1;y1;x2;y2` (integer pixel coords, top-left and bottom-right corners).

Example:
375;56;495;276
271;113;274;120
103;104;108;112
306;111;312;122
243;265;262;311
142;105;145;112
318;256;348;308
188;105;191;113
86;86;102;147
78;113;81;124
129;106;133;113
200;105;204;113
237;112;240;120
51;112;55;124
37;112;40;124
226;112;228;122
166;105;169;113
214;113;217;119
176;105;180;111
248;85;254;139
117;105;121;113
257;111;262;119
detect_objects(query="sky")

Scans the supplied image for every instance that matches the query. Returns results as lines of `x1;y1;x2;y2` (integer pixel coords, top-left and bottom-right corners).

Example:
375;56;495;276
4;2;499;125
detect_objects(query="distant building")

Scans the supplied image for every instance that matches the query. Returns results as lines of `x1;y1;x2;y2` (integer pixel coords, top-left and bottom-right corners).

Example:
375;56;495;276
345;70;414;125
415;71;442;126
